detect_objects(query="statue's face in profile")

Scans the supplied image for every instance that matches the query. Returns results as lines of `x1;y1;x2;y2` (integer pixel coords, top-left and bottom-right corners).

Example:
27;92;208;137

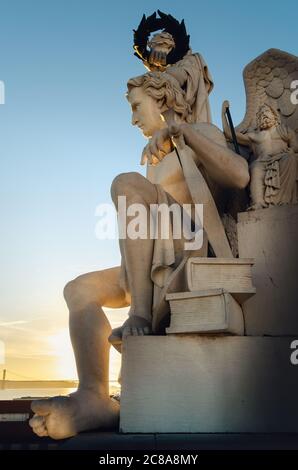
128;86;165;138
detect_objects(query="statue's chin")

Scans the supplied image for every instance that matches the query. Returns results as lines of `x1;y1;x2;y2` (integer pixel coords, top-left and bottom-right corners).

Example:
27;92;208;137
142;129;151;138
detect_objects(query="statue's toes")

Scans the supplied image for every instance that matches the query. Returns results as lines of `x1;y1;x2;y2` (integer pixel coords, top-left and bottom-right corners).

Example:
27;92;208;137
36;427;49;437
29;414;44;428
32;425;48;437
29;415;49;437
122;326;133;338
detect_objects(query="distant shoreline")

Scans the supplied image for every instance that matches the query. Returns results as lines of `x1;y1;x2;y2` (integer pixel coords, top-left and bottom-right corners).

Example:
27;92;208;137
1;380;78;389
0;380;120;390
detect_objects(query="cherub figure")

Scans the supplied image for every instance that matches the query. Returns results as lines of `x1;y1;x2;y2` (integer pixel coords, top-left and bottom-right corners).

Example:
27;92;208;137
222;102;298;209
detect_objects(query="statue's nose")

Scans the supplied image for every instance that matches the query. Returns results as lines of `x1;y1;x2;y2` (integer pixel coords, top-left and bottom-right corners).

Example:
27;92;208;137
131;113;138;126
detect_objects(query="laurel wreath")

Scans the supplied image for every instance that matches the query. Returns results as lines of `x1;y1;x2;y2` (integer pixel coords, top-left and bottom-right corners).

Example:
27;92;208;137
133;10;190;66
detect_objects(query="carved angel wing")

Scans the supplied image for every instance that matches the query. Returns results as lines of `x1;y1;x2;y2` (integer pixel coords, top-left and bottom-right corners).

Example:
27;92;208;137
236;48;298;134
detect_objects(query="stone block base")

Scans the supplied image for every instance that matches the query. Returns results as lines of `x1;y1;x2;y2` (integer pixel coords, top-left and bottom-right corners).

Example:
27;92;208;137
120;336;298;433
237;205;298;335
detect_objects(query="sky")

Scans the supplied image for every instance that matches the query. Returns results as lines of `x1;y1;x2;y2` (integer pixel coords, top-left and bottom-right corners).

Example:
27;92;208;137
0;0;297;382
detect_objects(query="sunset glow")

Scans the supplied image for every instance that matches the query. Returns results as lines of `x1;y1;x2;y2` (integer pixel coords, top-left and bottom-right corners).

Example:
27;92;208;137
47;328;77;380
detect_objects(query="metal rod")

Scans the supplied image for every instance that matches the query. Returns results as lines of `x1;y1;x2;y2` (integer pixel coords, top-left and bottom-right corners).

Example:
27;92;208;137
225;106;241;155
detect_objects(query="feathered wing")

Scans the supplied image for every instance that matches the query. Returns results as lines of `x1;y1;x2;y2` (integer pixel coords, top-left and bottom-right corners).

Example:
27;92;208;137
236;48;298;134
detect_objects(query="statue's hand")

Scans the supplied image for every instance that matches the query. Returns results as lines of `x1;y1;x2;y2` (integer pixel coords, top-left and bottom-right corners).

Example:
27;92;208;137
222;100;230;113
141;128;173;166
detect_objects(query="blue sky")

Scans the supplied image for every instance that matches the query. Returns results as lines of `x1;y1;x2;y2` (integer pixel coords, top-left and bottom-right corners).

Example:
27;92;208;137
0;0;296;380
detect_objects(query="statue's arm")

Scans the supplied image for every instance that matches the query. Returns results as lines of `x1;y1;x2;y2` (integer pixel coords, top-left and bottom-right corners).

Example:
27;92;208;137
181;123;250;189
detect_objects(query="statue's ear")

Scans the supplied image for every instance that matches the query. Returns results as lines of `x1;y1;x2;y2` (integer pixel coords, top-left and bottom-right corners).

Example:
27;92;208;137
162;108;176;125
159;101;169;114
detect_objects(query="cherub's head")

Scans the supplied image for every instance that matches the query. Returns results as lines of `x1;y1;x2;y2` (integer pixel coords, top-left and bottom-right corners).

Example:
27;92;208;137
127;71;191;138
256;104;279;130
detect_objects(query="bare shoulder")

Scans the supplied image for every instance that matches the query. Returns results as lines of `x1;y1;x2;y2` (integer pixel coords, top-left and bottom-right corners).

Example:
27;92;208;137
191;122;228;148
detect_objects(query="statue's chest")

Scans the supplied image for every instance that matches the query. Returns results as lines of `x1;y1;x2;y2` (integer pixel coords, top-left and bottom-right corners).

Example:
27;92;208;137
253;129;287;157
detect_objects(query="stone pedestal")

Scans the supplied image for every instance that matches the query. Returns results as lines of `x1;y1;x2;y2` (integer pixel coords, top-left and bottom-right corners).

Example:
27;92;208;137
237;205;298;335
120;336;298;433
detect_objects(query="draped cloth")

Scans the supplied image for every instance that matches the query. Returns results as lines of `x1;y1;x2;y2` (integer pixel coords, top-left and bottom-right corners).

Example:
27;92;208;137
150;185;201;333
264;152;298;205
119;183;205;333
257;125;298;205
168;51;213;124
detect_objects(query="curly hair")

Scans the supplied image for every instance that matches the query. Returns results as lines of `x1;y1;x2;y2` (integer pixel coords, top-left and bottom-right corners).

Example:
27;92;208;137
256;103;280;127
127;71;192;123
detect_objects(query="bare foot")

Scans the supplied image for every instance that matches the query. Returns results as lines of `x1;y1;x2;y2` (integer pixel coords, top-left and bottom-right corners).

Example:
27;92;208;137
29;389;119;440
108;315;152;353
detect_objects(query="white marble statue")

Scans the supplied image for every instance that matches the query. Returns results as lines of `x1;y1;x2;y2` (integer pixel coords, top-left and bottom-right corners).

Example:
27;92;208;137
29;67;249;440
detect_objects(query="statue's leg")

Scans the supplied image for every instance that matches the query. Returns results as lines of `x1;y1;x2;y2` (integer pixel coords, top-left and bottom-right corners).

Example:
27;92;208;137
109;172;158;343
249;161;267;209
29;266;128;440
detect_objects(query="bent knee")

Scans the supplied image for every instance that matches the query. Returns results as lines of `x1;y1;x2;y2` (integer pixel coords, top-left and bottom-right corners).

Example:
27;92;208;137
110;172;144;202
63;275;103;311
63;278;79;304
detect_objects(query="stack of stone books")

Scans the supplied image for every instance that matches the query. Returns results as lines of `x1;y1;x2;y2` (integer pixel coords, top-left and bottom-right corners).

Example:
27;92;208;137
166;258;256;336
